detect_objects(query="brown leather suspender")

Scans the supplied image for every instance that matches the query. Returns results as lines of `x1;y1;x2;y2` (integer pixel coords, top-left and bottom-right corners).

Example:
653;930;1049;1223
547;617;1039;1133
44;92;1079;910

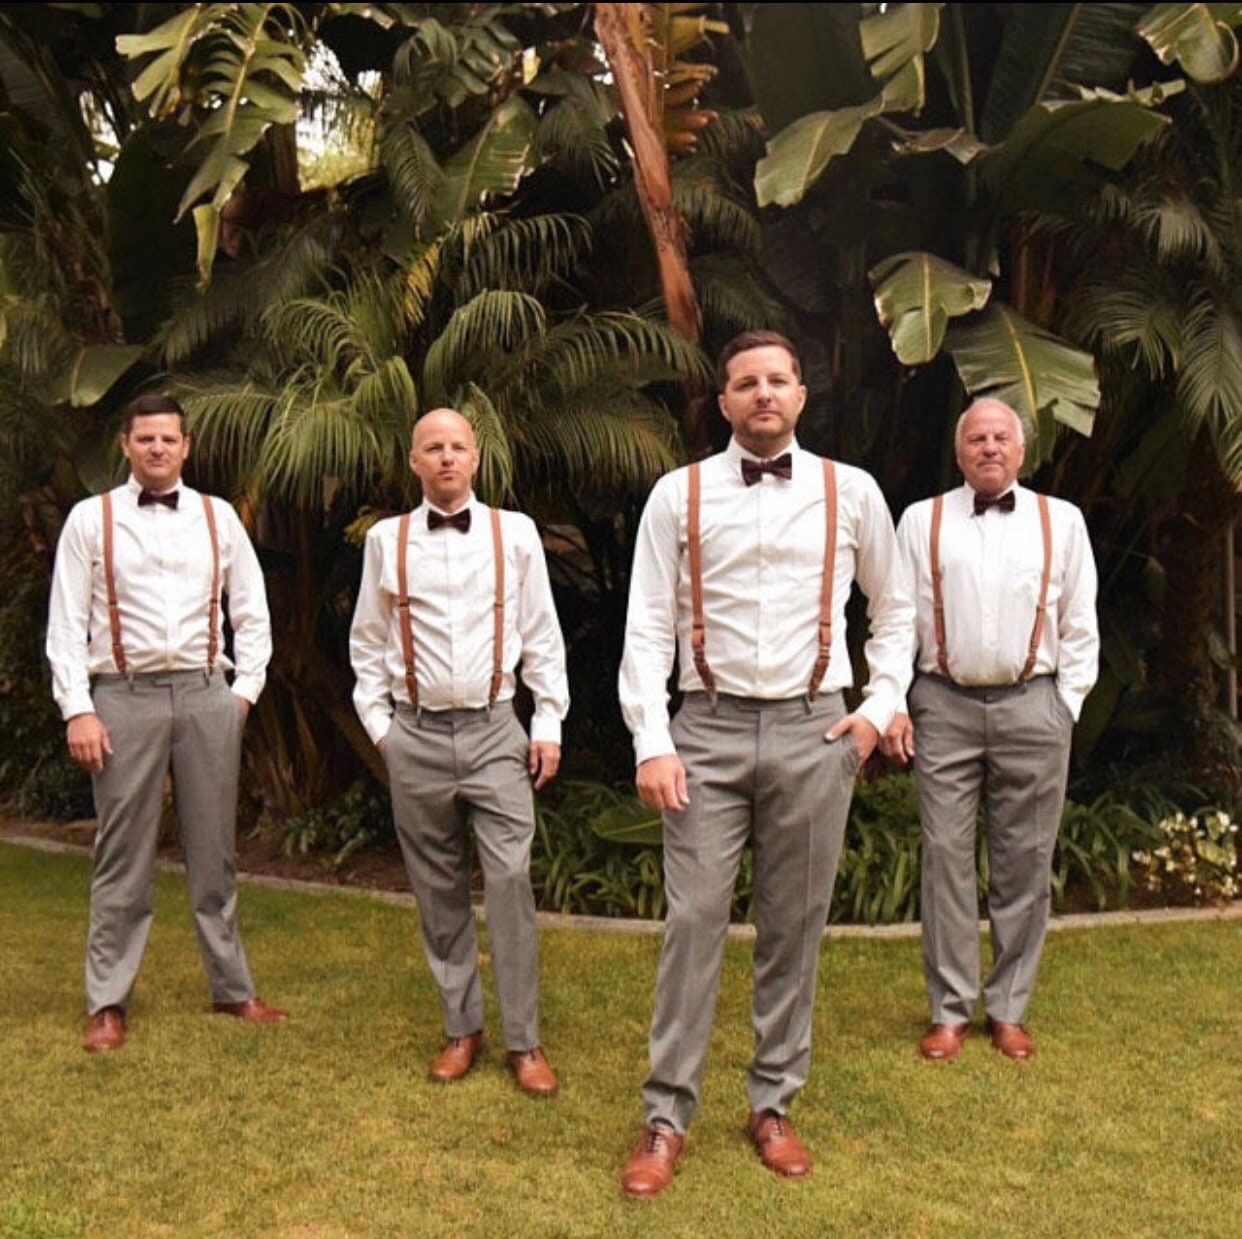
807;458;838;698
101;492;126;675
101;490;221;675
929;491;1052;683
395;508;506;711
687;456;838;704
488;507;505;708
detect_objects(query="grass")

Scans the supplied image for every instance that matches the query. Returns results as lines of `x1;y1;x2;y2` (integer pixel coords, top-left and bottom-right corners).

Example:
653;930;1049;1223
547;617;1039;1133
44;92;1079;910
1;842;1239;1239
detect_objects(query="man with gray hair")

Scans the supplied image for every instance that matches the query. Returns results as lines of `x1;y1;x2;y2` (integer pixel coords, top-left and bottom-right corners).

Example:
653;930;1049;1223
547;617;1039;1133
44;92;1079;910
882;397;1098;1061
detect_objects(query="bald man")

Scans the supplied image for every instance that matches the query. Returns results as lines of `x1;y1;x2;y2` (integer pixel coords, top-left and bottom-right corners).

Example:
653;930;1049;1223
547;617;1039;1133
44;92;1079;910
882;398;1098;1062
349;409;569;1096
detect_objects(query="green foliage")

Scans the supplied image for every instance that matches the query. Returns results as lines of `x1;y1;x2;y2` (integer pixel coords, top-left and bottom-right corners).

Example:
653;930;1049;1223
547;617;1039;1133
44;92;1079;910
832;773;923;925
278;780;393;867
0;562;91;821
1052;791;1162;911
1134;808;1239;903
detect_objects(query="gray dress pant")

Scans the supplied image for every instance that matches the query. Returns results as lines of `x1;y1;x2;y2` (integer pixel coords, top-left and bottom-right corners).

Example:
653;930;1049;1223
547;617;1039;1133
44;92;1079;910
909;674;1073;1025
87;672;255;1014
643;691;859;1134
384;702;541;1051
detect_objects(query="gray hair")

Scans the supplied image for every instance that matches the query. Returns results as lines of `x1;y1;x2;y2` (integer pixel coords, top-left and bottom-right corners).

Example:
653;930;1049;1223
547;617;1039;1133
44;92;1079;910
954;398;1026;451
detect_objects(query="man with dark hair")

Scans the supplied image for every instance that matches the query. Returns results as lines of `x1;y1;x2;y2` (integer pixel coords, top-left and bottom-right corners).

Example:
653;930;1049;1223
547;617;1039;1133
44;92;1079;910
47;393;286;1053
882;397;1098;1062
349;408;568;1097
617;331;910;1196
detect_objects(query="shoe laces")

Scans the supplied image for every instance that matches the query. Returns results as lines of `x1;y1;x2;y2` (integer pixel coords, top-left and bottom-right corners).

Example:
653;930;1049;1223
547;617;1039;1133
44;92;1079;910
643;1125;676;1154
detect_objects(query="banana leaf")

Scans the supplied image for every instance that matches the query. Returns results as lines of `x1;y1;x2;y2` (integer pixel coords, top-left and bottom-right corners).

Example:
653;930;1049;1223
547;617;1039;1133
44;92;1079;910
869;251;992;364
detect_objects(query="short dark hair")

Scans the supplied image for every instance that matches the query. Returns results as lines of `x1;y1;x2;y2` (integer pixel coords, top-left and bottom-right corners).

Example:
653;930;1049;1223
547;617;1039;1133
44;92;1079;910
121;393;187;436
716;330;802;389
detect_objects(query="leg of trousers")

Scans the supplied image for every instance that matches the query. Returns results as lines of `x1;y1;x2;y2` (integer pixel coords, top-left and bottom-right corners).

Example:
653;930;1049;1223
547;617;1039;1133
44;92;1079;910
385;704;541;1051
642;693;858;1134
911;675;1072;1026
87;674;254;1014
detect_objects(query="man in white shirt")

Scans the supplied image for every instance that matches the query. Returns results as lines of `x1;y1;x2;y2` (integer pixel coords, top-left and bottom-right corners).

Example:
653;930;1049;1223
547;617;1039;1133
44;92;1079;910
350;408;568;1097
882;398;1098;1062
617;331;910;1197
46;393;286;1053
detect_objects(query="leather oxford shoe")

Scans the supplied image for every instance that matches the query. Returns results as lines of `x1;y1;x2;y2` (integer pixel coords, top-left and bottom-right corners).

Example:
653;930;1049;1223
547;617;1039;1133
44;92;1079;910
919;1021;972;1061
212;997;289;1024
621;1123;684;1199
83;1006;126;1053
428;1032;485;1082
508;1047;558;1097
987;1018;1034;1059
746;1110;812;1178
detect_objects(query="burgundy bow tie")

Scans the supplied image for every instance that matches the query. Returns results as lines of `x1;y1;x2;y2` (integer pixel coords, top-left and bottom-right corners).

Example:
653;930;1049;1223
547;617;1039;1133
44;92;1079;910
137;488;179;510
741;453;793;486
428;507;471;533
973;490;1016;516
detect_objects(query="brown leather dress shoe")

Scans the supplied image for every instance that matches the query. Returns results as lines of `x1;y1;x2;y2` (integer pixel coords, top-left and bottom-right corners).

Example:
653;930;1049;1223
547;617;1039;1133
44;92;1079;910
621;1123;684;1199
212;997;289;1024
919;1021;972;1061
746;1111;812;1178
508;1047;558;1097
987;1018;1034;1059
83;1006;126;1053
428;1032;485;1082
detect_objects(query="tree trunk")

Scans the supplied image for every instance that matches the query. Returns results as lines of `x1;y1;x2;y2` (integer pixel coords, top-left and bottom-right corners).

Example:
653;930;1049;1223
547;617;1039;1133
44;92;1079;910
1157;428;1242;798
594;2;712;456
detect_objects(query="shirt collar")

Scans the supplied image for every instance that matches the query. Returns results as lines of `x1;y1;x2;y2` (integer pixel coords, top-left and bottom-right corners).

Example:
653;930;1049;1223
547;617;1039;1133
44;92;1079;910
125;475;187;500
420;492;478;519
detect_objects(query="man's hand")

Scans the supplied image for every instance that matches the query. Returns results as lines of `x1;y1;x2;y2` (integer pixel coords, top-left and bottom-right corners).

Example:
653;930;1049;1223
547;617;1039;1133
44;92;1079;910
236;697;251;721
880;713;915;764
67;713;112;774
824;713;879;764
529;741;561;790
636;754;689;812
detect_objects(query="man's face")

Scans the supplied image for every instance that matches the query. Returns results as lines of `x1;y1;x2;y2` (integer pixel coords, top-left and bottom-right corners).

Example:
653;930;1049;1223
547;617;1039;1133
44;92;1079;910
956;402;1025;498
120;413;190;492
718;345;807;457
409;410;479;512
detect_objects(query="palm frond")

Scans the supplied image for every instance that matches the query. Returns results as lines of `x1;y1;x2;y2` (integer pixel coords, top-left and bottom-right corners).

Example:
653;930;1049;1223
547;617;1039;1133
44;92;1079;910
422;290;547;406
158;217;339;365
176;377;281;491
458;215;592;302
1177;294;1242;442
261;381;393;508
454;381;514;505
696;108;767;163
691;254;790;339
1064;274;1184;379
516;385;680;493
511;312;712;401
0;296;74;381
534;87;619;192
263;290;377;377
672;162;762;256
379;120;444;227
1135;194;1225;274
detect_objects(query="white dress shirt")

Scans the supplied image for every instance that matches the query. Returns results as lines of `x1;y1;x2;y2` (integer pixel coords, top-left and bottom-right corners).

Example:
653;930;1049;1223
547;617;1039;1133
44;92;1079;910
349;495;569;746
46;477;272;719
892;482;1099;718
619;438;912;764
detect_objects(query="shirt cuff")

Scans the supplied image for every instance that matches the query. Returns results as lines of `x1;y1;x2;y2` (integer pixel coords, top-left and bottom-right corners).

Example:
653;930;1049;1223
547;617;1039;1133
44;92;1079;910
63;690;96;721
230;674;265;706
1058;683;1087;722
529;713;562;746
363;707;394;746
634;724;676;767
855;695;896;737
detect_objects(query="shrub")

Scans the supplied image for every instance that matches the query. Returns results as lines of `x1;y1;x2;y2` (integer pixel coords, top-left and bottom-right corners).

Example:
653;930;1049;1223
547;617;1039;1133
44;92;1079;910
1133;810;1239;904
278;781;394;867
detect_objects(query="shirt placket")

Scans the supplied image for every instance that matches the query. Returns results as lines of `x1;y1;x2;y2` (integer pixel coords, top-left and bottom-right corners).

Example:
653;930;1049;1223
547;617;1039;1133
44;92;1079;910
978;508;1003;681
447;531;469;706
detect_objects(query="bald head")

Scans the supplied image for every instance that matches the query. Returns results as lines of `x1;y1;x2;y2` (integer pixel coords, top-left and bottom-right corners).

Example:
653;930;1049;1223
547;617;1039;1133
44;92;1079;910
410;407;479;512
955;398;1026;498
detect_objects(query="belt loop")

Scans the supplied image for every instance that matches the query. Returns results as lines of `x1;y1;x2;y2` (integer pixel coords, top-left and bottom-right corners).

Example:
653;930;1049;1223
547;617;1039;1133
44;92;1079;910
802;692;813;712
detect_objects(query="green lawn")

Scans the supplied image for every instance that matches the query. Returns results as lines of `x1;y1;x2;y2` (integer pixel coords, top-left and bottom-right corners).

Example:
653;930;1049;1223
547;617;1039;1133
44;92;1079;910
1;842;1239;1239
